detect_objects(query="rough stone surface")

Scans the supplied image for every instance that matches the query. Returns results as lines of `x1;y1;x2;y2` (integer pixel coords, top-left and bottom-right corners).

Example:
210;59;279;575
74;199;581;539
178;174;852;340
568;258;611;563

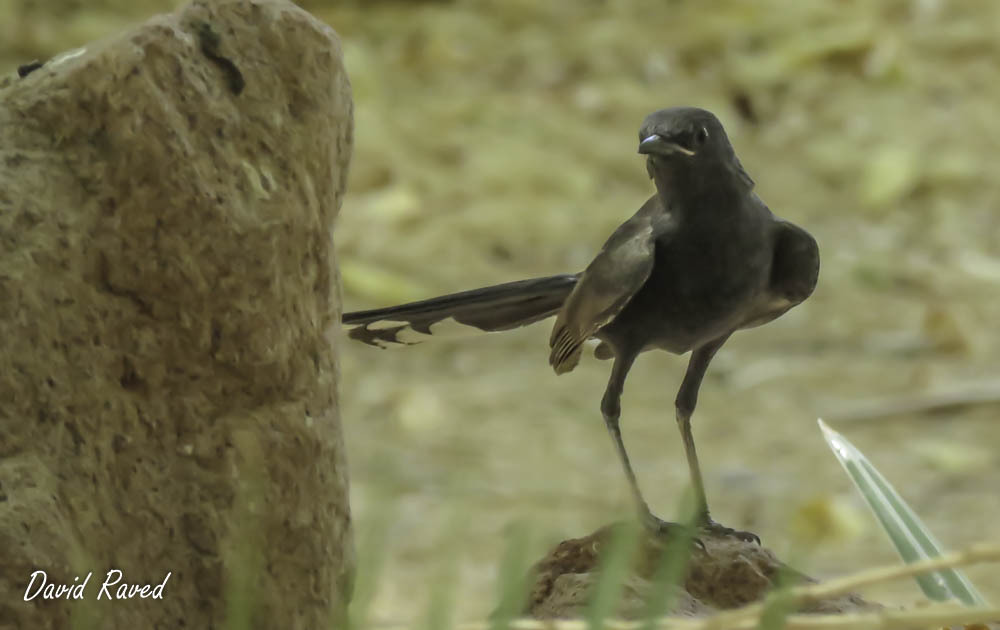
0;0;353;627
526;525;880;620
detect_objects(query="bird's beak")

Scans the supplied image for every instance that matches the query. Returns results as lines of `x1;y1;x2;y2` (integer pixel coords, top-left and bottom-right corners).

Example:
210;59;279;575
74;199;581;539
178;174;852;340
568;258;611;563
638;134;695;157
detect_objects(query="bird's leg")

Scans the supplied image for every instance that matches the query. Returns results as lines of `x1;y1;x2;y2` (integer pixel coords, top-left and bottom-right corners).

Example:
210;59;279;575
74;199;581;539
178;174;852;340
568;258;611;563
601;352;686;539
600;353;646;512
676;336;760;544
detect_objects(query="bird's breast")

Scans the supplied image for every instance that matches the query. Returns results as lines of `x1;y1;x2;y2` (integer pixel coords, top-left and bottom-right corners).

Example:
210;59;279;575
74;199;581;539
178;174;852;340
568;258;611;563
608;219;773;352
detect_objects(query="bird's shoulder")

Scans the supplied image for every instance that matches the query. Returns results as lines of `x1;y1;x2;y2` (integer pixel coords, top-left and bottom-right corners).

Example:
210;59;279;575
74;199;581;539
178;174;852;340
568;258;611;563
601;195;677;250
548;197;666;372
580;195;670;296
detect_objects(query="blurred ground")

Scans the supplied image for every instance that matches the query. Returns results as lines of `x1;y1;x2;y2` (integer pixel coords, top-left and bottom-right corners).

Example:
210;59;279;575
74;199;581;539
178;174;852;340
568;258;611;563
4;0;999;624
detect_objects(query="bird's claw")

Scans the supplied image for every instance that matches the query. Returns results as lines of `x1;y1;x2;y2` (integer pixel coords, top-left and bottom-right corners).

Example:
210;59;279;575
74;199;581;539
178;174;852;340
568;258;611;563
642;513;706;552
699;518;761;545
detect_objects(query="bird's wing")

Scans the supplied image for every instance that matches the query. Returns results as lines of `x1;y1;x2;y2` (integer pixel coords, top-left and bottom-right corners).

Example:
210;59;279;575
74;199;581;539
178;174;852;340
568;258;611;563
548;198;665;374
742;218;820;328
770;219;819;305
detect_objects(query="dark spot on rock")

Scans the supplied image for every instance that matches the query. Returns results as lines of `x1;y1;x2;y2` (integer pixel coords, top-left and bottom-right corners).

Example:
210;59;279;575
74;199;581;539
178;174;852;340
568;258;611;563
120;356;145;391
210;322;222;355
17;61;43;78
65;421;84;454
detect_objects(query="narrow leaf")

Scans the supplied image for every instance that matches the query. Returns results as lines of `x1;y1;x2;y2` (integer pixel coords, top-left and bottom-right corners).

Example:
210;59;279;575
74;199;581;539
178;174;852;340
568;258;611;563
585;520;641;630
346;489;396;630
490;521;534;630
818;419;987;606
640;489;700;630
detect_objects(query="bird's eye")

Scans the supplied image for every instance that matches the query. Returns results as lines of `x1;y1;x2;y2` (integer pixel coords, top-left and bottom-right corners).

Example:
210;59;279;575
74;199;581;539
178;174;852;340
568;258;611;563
695;127;709;144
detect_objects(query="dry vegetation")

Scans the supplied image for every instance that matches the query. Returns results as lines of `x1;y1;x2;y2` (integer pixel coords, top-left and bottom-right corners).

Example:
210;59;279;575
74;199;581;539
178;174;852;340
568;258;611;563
3;0;999;624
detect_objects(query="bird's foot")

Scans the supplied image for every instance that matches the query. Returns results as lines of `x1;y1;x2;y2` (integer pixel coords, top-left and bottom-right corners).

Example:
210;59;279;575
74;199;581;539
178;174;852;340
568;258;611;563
641;511;705;551
698;517;760;545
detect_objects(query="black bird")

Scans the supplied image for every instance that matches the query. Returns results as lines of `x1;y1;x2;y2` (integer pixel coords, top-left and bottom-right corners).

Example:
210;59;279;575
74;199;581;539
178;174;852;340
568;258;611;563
344;107;819;541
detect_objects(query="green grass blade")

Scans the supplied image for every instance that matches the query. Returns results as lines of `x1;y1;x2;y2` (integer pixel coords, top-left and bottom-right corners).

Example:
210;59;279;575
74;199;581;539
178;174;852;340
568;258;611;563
817;419;988;606
346;489;397;630
422;507;464;630
585;520;641;630
489;521;535;630
640;489;699;630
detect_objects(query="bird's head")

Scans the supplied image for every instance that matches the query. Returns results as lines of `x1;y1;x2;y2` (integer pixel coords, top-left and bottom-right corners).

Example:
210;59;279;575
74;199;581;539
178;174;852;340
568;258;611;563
637;107;752;189
638;107;732;164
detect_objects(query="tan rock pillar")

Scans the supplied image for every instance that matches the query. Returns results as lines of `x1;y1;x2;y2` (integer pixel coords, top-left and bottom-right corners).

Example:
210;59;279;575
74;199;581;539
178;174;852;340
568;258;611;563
0;1;353;627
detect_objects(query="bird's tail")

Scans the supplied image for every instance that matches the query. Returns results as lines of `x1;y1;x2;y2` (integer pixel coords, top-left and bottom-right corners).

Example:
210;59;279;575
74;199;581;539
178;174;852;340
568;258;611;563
343;274;579;348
